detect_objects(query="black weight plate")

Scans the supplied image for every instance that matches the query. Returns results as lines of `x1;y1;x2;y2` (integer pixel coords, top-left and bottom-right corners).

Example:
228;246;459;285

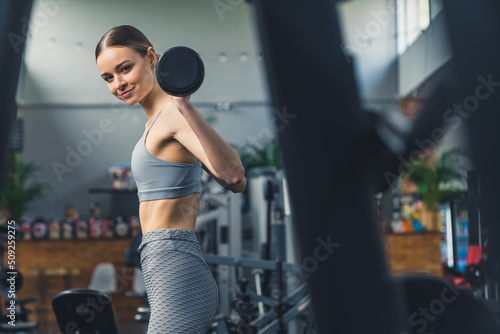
156;46;205;97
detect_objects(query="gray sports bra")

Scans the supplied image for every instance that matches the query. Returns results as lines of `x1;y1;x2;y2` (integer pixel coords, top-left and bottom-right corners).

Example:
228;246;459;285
131;110;201;202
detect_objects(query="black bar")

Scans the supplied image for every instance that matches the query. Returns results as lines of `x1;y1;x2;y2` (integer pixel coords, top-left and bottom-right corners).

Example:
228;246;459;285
443;0;500;286
263;178;274;295
203;253;300;272
259;295;312;334
467;171;480;245
275;260;285;333
0;0;33;193
250;282;309;328
249;1;409;332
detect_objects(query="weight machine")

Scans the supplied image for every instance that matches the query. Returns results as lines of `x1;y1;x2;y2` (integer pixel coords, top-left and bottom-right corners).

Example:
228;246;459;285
199;169;314;333
205;255;315;334
195;190;243;316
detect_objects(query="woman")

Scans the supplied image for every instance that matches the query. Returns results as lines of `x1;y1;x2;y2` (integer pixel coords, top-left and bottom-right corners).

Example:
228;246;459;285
95;25;246;333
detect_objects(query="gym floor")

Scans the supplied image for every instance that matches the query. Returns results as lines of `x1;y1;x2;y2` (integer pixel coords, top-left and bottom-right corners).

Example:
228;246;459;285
34;321;147;334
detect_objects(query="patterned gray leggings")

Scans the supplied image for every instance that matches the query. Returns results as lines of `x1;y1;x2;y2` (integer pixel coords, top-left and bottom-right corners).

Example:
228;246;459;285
138;228;219;333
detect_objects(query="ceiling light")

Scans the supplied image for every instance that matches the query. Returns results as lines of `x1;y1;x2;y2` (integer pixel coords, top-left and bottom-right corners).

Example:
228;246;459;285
219;53;228;62
216;102;232;111
239;52;248;62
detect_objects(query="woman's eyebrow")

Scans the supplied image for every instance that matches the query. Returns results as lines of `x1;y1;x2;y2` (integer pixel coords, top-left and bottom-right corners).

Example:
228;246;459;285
101;60;132;76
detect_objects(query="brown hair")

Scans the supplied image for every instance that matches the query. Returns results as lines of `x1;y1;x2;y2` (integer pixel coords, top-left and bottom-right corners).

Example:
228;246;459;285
95;25;160;61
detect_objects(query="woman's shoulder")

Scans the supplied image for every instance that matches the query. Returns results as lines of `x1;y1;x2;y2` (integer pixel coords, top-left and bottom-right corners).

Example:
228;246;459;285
154;102;181;137
158;100;189;135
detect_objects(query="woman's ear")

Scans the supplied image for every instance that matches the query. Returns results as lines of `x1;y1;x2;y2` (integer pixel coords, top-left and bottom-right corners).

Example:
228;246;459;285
146;46;157;67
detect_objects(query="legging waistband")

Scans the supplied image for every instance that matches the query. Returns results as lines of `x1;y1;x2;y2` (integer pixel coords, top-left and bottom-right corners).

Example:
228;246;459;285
137;228;202;254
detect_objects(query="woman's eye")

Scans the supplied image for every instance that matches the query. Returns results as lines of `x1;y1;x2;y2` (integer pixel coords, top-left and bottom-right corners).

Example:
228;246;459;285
121;65;131;72
103;76;113;82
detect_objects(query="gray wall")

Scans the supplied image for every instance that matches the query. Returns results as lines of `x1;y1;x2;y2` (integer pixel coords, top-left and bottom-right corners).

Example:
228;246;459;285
399;10;452;98
397;9;470;176
338;0;398;102
20;104;271;218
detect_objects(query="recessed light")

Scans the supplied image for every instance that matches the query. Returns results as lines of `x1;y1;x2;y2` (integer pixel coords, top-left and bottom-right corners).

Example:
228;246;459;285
219;53;228;62
239;52;248;62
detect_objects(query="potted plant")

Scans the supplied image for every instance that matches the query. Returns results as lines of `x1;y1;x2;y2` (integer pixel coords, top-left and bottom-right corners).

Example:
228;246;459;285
233;139;281;171
405;147;466;231
231;139;281;221
1;148;48;222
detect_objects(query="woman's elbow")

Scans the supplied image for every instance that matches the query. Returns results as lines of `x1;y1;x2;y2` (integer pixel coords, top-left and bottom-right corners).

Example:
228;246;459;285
228;176;246;193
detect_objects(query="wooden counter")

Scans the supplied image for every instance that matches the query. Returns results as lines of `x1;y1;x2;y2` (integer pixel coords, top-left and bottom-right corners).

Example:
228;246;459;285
383;232;444;277
4;237;146;333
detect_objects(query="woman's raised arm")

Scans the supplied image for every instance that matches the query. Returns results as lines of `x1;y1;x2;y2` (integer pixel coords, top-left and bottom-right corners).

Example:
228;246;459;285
171;97;246;191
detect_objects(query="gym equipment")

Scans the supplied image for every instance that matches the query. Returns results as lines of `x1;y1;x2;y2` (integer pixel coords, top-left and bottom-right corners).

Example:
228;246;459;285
0;0;33;192
464;264;487;290
205;254;316;334
248;0;500;332
0;226;39;333
125;268;149;324
124;234;150;324
401;275;500;333
195;191;243;316
52;288;118;334
156;46;205;97
124;229;142;269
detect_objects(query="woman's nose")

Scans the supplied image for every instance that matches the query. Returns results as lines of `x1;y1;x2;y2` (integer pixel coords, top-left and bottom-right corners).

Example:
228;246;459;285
115;76;127;91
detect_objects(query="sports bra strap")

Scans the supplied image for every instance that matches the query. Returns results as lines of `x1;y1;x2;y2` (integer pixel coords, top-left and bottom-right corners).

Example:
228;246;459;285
131;107;201;202
146;110;163;133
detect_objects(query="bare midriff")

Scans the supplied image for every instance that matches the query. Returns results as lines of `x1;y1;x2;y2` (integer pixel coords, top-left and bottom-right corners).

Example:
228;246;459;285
139;192;201;234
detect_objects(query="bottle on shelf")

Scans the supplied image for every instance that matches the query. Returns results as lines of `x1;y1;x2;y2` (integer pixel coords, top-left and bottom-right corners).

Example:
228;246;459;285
61;218;75;239
48;217;61;240
114;216;130;238
76;218;89;239
31;217;48;239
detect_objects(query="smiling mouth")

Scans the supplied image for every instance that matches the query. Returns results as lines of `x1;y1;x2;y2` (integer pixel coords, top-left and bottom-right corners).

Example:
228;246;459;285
121;87;135;98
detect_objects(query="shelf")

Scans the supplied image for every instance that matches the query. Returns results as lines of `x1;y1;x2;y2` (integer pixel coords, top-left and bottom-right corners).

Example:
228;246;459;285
88;188;140;218
88;188;137;194
384;231;443;236
18;236;135;242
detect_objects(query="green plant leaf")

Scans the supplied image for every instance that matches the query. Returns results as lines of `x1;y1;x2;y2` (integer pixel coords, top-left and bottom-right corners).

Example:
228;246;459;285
1;149;49;220
404;148;466;209
232;139;281;170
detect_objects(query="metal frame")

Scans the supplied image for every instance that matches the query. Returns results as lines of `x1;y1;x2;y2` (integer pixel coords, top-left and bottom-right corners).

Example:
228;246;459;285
205;254;314;334
196;191;242;316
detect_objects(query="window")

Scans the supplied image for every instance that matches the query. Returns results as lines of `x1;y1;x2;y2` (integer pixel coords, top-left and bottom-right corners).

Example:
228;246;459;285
397;0;442;55
430;0;444;20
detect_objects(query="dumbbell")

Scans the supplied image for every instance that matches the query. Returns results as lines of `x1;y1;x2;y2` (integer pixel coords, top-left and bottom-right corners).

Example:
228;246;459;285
156;46;205;97
464;264;487;289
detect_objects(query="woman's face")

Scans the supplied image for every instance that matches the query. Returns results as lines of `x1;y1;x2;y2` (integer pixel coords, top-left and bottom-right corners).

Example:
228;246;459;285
96;46;156;105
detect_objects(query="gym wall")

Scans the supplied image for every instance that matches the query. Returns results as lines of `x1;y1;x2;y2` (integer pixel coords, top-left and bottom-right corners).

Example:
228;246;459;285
16;0;271;218
15;0;450;218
